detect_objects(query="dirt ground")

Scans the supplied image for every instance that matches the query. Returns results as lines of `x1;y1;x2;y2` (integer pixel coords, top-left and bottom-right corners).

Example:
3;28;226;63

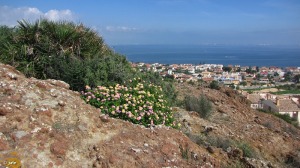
258;88;279;93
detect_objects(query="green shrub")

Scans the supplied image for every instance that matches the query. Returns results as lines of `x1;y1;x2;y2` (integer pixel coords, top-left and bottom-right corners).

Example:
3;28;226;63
82;78;178;128
262;122;274;129
209;80;220;90
237;142;256;158
274;113;298;125
184;133;207;146
179;145;190;160
136;71;177;106
258;109;299;127
207;136;233;151
0;19;134;91
184;94;213;119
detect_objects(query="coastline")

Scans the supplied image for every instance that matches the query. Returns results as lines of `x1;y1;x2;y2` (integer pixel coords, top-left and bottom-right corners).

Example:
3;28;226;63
113;44;300;67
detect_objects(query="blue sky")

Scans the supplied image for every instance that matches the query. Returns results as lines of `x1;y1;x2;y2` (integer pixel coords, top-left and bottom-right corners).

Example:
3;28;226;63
0;0;300;45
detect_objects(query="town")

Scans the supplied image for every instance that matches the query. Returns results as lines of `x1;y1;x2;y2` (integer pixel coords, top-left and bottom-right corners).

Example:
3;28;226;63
132;62;300;126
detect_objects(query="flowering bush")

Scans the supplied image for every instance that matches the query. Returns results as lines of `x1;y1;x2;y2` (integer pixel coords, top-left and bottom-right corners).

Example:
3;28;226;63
82;78;178;128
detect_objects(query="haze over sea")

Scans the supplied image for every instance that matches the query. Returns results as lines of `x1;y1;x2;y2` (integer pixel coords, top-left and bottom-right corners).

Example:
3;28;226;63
113;45;300;67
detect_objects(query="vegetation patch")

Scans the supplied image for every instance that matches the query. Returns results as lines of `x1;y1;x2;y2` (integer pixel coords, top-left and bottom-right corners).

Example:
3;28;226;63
236;142;256;158
179;145;190;160
208;136;234;151
1;20;180;128
262;122;274;129
185;133;257;160
209;80;220;90
184;94;213;119
259;109;299;127
271;84;300;95
82;78;178;128
271;90;300;95
0;19;134;91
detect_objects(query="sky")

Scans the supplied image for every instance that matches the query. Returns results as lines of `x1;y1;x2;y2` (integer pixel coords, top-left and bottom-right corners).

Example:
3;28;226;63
0;0;300;46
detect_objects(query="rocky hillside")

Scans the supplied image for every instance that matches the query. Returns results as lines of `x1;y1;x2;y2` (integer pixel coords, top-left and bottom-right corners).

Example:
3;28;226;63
0;63;218;167
175;82;300;167
0;63;299;168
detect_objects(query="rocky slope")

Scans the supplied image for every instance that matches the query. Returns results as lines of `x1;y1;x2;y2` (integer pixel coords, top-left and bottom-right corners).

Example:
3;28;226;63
0;63;299;168
0;63;218;167
175;82;300;168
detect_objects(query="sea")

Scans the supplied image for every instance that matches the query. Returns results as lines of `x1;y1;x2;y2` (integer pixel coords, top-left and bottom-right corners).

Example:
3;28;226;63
112;45;300;67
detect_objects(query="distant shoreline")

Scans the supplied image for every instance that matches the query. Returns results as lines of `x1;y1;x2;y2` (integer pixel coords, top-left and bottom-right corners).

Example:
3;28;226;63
113;44;300;67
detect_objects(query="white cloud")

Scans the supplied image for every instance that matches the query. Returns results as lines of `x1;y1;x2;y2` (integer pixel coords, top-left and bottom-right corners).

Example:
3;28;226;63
105;26;138;32
44;9;74;21
0;6;76;26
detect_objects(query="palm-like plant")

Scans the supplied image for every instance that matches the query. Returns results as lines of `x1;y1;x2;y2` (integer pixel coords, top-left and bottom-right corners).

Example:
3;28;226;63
0;20;177;107
0;19;133;91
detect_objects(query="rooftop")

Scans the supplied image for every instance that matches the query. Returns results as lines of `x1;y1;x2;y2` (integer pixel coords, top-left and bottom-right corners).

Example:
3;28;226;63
277;99;300;112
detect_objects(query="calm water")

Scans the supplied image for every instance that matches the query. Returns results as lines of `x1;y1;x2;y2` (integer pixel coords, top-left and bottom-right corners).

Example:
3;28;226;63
112;45;300;67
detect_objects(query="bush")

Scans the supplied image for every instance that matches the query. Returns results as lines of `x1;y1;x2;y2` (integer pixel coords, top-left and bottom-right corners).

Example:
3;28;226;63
0;19;134;91
274;113;298;125
237;142;256;158
179;145;190;160
259;110;299;128
184;94;213;119
136;71;177;106
209;80;220;90
82;78;178;128
207;136;233;151
184;132;207;146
